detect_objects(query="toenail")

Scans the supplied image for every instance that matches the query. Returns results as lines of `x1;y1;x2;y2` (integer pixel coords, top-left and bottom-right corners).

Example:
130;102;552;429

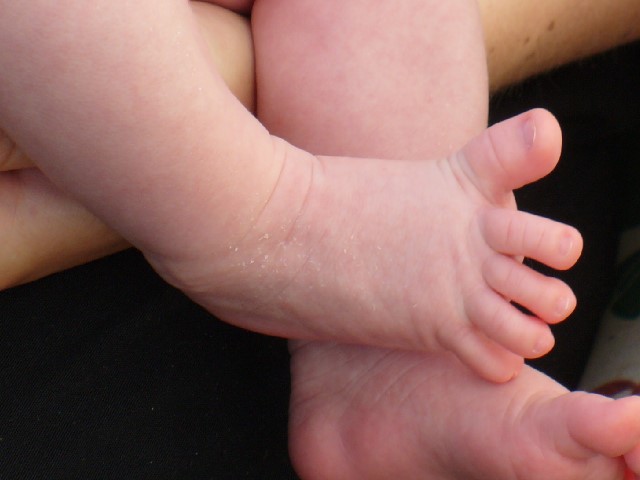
532;334;553;356
559;233;573;256
522;118;536;149
555;296;570;316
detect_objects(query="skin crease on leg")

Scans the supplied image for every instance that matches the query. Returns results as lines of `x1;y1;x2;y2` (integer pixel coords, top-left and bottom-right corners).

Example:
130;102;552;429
0;0;492;294
0;0;584;381
246;0;584;376
0;2;639;478
0;0;629;288
249;0;640;478
0;0;639;290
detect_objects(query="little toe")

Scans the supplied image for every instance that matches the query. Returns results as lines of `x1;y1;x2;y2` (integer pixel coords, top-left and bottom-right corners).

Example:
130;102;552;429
437;324;524;383
464;286;556;359
483;254;577;324
456;108;562;201
481;208;583;270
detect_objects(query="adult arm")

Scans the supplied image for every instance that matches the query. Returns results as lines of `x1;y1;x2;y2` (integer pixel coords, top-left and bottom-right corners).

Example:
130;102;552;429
480;0;640;92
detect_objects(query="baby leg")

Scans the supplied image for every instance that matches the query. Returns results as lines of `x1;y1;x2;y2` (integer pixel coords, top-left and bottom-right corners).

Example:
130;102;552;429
252;0;488;158
250;0;581;381
0;0;579;381
233;109;581;382
248;2;640;478
0;1;255;290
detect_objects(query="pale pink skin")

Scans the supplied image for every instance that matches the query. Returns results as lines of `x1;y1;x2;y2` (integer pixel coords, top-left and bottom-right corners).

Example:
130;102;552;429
1;0;640;478
0;0;578;383
250;0;640;478
289;344;640;479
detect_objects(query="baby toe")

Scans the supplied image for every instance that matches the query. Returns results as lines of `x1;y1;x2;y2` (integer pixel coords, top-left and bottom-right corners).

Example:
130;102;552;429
483;253;576;324
438;323;525;383
481;208;583;271
464;285;556;359
456;109;562;200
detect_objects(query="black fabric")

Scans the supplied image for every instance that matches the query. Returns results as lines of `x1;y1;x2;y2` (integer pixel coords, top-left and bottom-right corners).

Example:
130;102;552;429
0;41;639;479
0;251;295;479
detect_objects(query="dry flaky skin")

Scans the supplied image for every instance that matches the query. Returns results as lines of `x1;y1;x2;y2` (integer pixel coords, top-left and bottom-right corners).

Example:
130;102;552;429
0;0;584;381
3;2;640;478
0;0;639;288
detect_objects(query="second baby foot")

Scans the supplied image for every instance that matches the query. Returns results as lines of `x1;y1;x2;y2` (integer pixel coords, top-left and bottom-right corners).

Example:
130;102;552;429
288;341;640;480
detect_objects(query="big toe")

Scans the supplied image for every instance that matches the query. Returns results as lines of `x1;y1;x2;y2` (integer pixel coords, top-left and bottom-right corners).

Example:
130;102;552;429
565;394;640;458
457;108;562;202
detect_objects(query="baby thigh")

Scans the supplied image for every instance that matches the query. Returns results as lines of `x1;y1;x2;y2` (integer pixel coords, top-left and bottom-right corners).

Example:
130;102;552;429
251;0;489;159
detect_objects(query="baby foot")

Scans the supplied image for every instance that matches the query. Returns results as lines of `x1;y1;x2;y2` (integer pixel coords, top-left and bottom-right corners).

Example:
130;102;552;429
289;340;640;480
204;109;579;382
149;110;581;383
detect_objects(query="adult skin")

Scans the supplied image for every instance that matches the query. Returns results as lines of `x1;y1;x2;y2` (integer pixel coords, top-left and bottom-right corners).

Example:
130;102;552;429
480;0;640;92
